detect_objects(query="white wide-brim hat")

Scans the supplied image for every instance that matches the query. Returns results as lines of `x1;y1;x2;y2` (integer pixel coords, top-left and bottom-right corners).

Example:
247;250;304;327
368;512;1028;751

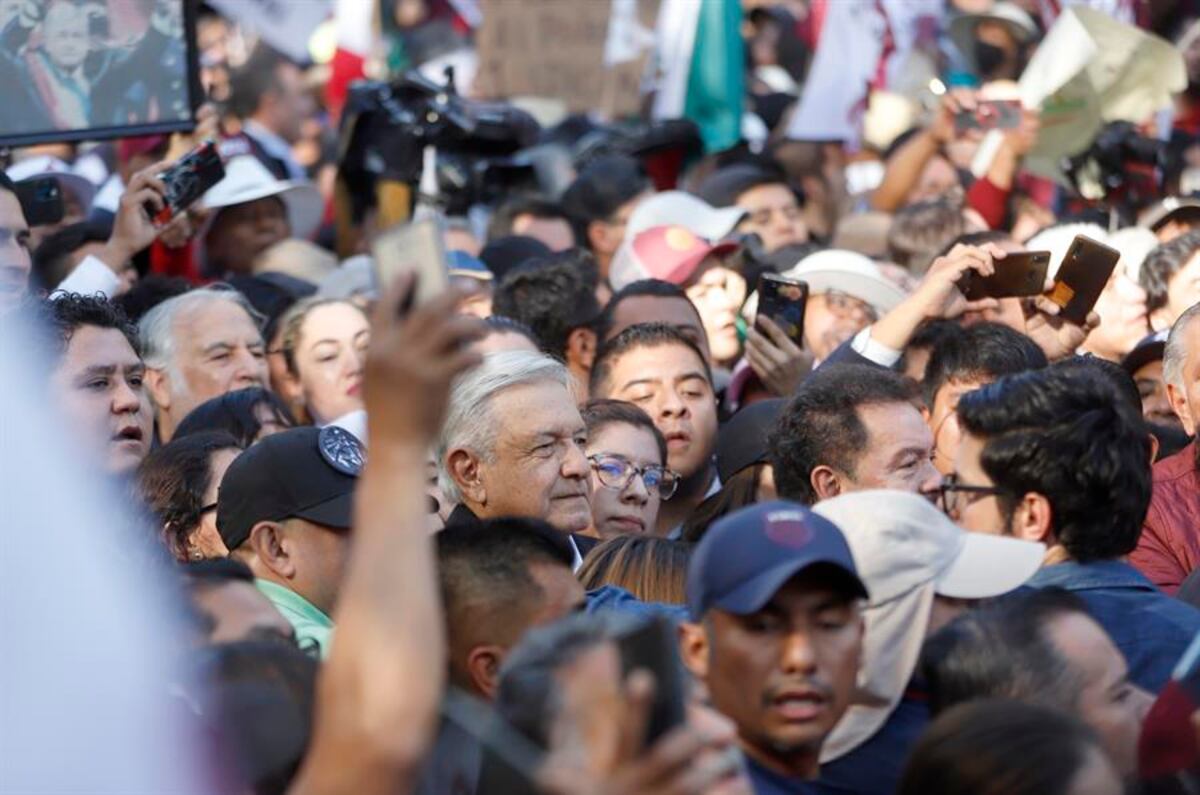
202;155;323;239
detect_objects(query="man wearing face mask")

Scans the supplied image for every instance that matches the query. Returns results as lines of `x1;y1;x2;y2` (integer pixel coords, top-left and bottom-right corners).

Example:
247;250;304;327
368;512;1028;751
948;2;1040;83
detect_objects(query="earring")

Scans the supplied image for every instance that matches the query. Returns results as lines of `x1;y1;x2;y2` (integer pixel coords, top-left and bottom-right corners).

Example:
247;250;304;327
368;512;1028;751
190;551;202;561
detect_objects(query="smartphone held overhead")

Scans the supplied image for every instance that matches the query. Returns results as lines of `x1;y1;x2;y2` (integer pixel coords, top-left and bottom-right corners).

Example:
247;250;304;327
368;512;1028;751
1047;235;1121;324
371;217;450;305
147;140;225;227
959;251;1051;301
756;274;809;347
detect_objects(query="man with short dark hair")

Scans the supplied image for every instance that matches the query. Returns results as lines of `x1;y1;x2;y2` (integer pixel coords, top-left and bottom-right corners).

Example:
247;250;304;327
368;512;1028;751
697;164;808;253
486;197;574;252
590;323;719;534
679;501;868;792
227;45;313;181
492;250;603;394
595;279;711;362
922;323;1047;475
43;293;153;476
770;364;941;505
417;518;585;795
218;425;362;658
560;155;653;282
952;367;1200;690
437;518;584;699
1141;228;1200;332
923;589;1153;777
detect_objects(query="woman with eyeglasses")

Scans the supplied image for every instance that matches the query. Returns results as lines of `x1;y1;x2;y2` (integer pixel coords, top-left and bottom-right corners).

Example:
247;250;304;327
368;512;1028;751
136;430;243;561
580;399;680;539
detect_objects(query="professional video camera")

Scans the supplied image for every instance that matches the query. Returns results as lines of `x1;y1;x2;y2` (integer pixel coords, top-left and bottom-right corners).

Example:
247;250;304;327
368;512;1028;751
336;70;541;221
1062;121;1171;219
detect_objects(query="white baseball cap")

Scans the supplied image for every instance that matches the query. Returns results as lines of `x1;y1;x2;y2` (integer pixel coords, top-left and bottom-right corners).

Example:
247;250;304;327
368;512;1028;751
202;156;323;240
814;490;1044;763
625;190;747;242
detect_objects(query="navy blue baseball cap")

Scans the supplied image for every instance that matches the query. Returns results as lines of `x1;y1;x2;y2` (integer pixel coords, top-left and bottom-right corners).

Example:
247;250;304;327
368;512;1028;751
686;500;868;621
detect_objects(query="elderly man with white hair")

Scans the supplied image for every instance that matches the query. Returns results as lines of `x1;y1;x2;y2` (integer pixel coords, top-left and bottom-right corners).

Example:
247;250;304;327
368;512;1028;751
1133;301;1200;594
139;286;268;442
438;350;598;564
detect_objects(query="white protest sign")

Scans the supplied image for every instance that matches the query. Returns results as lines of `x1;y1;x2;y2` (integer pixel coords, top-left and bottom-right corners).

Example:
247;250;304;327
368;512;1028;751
208;0;331;63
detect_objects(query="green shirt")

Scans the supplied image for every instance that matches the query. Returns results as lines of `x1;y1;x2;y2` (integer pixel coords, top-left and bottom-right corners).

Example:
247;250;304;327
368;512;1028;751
256;579;335;658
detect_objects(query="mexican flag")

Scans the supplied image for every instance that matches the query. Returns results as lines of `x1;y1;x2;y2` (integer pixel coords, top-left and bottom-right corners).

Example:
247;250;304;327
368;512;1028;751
650;0;745;153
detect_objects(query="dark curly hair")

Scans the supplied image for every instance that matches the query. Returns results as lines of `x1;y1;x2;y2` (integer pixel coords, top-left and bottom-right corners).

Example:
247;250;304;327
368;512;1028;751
492;249;603;359
957;367;1152;562
40;292;140;359
770;364;919;505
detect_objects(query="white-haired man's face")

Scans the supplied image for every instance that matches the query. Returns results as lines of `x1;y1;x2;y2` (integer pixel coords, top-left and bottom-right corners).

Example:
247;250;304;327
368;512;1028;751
1167;314;1200;436
145;300;268;438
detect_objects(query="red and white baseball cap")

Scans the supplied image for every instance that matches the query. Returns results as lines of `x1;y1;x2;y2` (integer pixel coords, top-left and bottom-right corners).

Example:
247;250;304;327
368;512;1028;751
609;225;739;290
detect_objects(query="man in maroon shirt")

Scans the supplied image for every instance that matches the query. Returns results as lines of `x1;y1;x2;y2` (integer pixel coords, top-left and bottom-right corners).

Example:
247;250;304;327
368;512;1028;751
1134;302;1200;593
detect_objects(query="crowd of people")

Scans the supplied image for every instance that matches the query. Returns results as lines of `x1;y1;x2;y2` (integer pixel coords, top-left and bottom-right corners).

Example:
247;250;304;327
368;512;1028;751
10;0;1200;793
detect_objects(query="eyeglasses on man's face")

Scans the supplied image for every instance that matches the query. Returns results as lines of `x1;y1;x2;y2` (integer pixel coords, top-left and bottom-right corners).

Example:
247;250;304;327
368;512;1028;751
935;473;1009;516
588;454;679;500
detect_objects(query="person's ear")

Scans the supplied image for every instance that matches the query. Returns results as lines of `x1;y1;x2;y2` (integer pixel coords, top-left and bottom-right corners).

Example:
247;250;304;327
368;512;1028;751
587;220;614;256
678;621;710;680
466;645;506;700
566;327;597;373
1148;432;1160;466
448;448;486;506
248;521;295;579
810;465;843;501
1167;381;1196;436
1009;493;1054;546
1150;307;1173;333
144;367;172;413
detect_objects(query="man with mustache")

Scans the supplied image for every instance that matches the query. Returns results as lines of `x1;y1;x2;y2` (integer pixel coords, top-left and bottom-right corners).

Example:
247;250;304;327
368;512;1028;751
439;350;598;564
679;501;867;794
589;323;720;535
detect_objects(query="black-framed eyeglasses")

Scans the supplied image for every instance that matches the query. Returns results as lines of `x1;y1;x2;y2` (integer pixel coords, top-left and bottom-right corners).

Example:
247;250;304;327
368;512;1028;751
935;474;1009;515
199;503;218;515
588;454;679;500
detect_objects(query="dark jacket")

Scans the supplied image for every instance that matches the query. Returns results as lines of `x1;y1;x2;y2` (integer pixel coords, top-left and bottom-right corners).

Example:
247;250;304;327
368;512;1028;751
1029;560;1200;692
1133;442;1200;595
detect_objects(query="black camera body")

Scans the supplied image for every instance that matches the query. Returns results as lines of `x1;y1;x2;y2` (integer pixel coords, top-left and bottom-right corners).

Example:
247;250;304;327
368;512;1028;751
337;72;541;218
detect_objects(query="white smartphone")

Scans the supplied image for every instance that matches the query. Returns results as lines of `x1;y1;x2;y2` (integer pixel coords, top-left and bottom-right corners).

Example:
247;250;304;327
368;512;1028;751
371;216;450;307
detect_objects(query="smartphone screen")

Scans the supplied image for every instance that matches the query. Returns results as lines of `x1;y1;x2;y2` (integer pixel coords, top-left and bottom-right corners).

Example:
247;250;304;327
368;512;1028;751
1047;235;1121;325
150;140;225;227
959;250;1051;301
955;100;1023;134
371;217;450;305
756;274;809;347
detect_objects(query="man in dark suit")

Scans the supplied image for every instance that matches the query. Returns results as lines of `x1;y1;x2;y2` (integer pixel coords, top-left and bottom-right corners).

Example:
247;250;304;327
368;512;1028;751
438;349;600;566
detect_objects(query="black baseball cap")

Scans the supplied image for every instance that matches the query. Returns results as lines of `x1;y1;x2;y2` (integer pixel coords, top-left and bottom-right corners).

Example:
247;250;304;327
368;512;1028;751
217;426;362;550
1121;329;1168;377
686;500;868;621
716;398;784;484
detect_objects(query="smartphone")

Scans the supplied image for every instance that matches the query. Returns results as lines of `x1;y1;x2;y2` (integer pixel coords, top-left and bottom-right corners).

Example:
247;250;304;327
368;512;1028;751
1047;235;1122;325
148;140;225;227
371;217;449;306
954;100;1023;134
617;617;687;749
959;250;1051;301
14;176;64;227
756;274;809;347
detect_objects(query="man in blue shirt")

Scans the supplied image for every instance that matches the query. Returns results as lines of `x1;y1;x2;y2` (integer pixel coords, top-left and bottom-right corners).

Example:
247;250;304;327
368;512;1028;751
948;364;1200;692
679;501;868;794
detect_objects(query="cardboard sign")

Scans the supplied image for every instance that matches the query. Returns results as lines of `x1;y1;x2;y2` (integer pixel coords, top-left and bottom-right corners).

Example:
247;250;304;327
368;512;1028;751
474;0;658;117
